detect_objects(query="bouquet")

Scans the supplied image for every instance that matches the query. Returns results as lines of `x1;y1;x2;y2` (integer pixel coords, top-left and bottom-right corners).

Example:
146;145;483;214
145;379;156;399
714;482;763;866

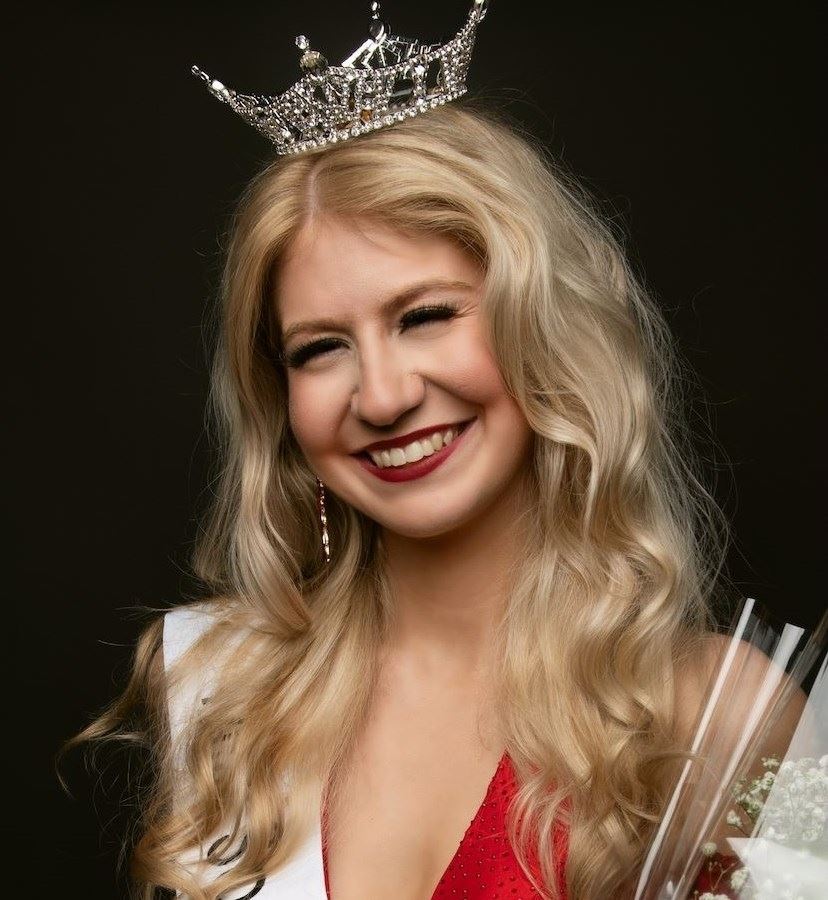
634;597;828;899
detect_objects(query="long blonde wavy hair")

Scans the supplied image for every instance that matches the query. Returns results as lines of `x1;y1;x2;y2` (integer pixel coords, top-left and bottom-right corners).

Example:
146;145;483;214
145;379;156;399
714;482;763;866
68;103;729;898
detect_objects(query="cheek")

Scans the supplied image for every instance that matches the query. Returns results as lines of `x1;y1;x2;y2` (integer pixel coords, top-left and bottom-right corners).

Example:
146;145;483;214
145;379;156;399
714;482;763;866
454;332;531;442
287;378;339;454
450;329;511;405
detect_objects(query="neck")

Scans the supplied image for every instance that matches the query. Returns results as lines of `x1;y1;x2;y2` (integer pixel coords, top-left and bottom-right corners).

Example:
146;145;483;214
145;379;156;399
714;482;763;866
379;473;533;676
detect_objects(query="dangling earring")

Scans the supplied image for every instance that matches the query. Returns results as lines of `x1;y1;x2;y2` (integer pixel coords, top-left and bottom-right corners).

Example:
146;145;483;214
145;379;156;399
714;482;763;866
316;477;331;564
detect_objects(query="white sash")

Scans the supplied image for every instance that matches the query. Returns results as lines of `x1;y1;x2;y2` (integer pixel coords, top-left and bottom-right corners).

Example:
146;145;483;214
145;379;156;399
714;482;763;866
163;605;327;899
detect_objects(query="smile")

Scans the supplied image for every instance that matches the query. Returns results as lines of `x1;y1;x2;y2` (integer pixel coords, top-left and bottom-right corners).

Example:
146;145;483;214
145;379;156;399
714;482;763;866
354;418;476;483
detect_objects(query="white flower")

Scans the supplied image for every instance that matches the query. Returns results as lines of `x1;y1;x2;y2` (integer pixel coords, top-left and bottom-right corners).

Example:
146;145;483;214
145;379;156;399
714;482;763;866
759;753;828;844
730;867;748;890
759;770;776;789
727;809;743;827
701;841;717;856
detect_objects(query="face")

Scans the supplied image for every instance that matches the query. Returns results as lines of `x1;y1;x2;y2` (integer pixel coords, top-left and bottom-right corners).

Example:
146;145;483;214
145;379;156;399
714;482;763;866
276;215;534;540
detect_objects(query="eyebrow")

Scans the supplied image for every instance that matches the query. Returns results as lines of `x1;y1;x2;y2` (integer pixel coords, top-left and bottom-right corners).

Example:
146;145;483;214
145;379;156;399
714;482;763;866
279;278;474;345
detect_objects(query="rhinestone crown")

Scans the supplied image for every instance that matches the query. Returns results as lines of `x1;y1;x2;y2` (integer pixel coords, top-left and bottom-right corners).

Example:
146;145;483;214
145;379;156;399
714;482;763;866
192;0;489;155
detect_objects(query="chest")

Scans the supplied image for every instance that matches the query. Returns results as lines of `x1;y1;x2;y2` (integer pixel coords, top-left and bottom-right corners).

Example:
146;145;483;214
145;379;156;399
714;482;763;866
323;681;505;899
324;747;507;899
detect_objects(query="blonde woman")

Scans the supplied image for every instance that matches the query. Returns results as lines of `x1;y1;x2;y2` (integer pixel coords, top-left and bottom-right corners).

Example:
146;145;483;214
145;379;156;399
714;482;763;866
65;0;814;886
66;97;754;898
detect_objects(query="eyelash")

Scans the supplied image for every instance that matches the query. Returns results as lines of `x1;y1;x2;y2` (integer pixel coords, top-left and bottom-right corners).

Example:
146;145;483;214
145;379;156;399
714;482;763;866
283;303;458;369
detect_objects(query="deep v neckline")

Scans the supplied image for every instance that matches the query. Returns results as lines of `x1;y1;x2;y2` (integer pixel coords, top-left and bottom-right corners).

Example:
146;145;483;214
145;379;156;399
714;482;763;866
321;752;510;899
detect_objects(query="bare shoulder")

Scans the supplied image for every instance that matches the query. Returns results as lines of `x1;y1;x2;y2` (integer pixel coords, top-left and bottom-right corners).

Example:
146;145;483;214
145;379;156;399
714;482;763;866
674;631;808;754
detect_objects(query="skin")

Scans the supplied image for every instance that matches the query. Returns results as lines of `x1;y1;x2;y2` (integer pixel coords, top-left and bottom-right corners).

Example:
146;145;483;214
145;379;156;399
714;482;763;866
276;215;536;897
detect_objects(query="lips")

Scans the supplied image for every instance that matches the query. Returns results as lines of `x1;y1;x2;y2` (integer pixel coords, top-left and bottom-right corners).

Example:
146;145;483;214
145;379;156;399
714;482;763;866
354;418;476;457
354;416;477;482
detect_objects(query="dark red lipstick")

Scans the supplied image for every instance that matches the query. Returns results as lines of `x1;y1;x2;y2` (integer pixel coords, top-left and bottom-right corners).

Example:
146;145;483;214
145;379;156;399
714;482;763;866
354;418;476;483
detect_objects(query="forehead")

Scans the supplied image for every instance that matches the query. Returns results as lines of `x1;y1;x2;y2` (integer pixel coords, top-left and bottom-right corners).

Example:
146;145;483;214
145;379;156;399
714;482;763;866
275;216;481;329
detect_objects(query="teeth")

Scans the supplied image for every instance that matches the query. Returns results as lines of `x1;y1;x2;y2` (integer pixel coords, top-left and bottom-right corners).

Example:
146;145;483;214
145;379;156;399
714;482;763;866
404;441;424;464
367;425;463;468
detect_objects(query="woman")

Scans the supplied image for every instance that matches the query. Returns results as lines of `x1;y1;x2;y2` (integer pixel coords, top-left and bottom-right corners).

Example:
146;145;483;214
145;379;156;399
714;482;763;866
70;98;740;898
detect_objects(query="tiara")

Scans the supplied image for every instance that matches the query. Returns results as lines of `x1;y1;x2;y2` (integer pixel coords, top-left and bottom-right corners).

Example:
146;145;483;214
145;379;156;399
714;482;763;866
192;0;489;155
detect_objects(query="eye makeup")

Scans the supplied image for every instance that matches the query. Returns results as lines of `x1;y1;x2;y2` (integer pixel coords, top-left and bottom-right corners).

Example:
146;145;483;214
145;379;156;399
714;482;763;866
282;302;458;369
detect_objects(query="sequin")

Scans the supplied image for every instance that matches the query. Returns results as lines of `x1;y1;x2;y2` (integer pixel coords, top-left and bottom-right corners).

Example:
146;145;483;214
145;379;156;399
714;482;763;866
322;753;568;899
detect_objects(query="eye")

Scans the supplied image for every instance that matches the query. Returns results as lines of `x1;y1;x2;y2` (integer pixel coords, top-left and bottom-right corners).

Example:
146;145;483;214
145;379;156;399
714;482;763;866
283;302;458;369
400;302;458;330
283;337;344;369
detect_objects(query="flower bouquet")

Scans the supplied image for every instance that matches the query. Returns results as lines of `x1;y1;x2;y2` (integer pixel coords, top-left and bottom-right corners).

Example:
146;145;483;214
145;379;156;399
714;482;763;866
634;596;828;900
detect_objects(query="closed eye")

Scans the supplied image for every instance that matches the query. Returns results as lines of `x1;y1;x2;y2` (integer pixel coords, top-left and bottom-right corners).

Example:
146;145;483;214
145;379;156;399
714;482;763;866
399;303;457;331
283;336;342;368
282;302;458;368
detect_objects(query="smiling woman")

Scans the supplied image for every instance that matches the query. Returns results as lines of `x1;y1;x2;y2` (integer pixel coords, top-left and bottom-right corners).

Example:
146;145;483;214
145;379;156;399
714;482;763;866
278;218;533;531
67;101;732;900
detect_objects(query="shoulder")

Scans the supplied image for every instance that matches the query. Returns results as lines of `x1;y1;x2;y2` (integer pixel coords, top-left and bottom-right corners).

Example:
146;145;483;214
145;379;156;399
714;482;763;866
676;632;793;703
161;596;261;671
161;598;253;755
162;600;223;673
674;631;807;752
676;630;764;686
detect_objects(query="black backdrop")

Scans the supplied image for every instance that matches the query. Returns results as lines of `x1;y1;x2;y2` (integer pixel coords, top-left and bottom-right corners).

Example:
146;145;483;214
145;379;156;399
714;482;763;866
14;2;823;894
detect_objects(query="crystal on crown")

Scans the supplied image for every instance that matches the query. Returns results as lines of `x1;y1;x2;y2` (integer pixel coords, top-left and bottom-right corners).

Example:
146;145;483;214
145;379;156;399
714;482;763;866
192;1;489;155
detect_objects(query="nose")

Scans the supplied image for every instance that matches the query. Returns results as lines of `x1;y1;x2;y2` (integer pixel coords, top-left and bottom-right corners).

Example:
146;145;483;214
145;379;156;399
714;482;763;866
350;340;425;427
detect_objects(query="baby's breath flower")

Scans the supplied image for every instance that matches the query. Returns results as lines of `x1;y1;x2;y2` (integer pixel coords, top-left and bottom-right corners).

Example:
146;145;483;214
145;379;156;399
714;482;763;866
727;809;743;827
702;755;826;896
759;753;828;843
730;867;748;890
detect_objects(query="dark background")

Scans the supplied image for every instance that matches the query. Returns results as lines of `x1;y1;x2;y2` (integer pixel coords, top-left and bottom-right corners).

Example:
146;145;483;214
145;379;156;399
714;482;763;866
13;1;823;895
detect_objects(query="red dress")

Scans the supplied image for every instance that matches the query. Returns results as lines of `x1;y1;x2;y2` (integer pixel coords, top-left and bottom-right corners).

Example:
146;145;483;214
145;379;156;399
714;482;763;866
322;753;569;899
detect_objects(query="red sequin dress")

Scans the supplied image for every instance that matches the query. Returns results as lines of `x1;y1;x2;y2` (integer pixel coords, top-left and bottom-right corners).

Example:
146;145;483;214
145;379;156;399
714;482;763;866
322;753;569;899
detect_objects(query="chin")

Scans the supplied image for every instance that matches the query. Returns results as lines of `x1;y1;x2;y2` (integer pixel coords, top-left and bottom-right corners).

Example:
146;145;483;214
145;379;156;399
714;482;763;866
384;522;460;540
375;503;482;541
